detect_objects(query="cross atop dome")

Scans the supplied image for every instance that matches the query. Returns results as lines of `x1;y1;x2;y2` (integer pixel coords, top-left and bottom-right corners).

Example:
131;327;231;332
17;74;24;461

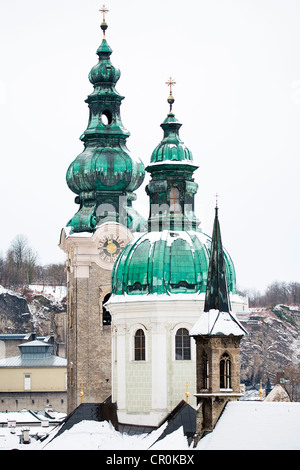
166;77;176;114
100;4;109;20
100;4;109;38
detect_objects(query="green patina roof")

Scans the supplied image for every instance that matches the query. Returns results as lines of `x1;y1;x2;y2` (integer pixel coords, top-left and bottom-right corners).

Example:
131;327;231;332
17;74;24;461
150;113;193;164
65;21;145;233
110;89;237;299
66;147;144;194
111;230;236;296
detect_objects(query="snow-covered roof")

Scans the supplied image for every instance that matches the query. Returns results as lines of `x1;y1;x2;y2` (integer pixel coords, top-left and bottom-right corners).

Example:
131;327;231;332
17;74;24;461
1;401;300;450
190;309;247;336
36;401;300;450
196;401;300;450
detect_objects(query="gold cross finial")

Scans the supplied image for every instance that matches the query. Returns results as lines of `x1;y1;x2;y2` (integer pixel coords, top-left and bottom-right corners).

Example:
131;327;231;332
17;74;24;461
100;5;109;38
100;4;109;22
166;77;176;113
166;77;176;95
185;381;190;404
80;383;84;404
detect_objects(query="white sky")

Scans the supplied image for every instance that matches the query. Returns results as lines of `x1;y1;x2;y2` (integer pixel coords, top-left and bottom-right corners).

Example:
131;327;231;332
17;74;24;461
1;0;300;293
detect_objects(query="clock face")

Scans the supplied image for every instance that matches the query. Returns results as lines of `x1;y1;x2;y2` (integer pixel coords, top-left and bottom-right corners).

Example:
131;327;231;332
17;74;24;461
98;234;126;264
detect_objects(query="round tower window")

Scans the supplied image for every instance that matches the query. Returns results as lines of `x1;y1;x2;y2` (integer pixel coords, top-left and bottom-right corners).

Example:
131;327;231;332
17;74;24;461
101;110;112;125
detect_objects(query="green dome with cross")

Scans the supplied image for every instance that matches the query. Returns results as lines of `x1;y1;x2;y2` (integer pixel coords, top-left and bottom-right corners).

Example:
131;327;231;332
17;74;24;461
110;84;237;298
65;8;145;233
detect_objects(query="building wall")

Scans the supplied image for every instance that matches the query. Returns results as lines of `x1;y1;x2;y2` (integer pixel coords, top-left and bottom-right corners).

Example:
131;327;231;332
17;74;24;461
0;391;67;412
0;336;33;359
67;262;112;413
60;224;133;414
109;297;201;426
0;367;67;392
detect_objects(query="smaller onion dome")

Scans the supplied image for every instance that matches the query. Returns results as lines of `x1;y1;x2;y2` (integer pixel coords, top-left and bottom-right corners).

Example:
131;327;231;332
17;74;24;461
150;78;193;164
150;114;194;164
111;230;236;297
88;39;121;87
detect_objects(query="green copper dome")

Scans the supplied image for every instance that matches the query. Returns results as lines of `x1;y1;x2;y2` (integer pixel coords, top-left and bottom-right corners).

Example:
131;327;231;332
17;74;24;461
66;147;144;194
150;113;193;164
88;39;120;86
110;81;237;300
111;230;236;296
65;16;145;233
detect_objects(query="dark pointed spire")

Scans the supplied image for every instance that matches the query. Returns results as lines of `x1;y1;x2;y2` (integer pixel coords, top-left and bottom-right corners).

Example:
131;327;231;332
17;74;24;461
204;205;231;313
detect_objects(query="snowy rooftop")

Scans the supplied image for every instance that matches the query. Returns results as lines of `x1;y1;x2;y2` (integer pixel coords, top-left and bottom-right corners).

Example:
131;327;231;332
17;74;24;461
190;309;247;336
196;401;300;450
1;401;299;450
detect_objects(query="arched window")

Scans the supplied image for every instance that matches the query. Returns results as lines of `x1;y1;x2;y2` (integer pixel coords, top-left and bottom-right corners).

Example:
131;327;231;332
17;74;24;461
175;328;191;360
134;329;145;361
201;352;209;389
220;353;231;389
169;187;181;213
102;293;111;326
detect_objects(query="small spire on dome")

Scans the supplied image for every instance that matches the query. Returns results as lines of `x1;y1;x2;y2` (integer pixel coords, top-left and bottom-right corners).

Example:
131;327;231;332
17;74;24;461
166;77;176;114
100;4;109;38
215;193;219;214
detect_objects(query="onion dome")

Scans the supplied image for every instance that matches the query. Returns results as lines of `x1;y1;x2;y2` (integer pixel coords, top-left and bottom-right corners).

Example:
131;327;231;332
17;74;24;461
88;40;120;87
66;8;145;233
111;230;236;296
110;80;237;300
150;78;193;164
150;113;194;164
145;79;200;231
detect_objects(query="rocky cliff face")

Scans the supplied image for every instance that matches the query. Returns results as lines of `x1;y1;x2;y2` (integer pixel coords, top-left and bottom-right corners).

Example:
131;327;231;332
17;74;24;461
0;288;31;333
0;286;66;341
240;306;300;384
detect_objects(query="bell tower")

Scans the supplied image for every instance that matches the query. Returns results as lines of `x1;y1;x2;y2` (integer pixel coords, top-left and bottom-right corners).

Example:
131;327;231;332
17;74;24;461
190;204;247;440
60;7;145;414
66;6;145;233
145;80;200;231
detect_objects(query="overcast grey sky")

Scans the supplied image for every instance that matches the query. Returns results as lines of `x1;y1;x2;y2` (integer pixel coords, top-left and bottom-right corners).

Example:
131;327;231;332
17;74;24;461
1;0;300;293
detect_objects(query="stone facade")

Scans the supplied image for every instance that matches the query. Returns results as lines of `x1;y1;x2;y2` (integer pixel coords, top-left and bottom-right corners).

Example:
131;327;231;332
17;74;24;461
59;223;133;414
194;334;244;437
67;263;112;413
0;391;67;413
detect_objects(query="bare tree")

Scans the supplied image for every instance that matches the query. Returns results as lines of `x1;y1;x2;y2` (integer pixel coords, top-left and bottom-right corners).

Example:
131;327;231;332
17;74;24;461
5;234;38;287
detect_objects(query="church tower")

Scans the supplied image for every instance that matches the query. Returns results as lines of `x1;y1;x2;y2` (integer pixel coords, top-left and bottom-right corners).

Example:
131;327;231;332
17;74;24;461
106;87;238;427
59;7;145;414
146;78;200;232
190;204;247;439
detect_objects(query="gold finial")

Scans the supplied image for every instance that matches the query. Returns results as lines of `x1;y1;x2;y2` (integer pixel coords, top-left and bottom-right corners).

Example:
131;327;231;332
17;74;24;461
166;77;176;114
185;381;190;404
259;379;263;401
80;383;84;404
166;77;176;95
100;5;109;38
100;4;109;22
